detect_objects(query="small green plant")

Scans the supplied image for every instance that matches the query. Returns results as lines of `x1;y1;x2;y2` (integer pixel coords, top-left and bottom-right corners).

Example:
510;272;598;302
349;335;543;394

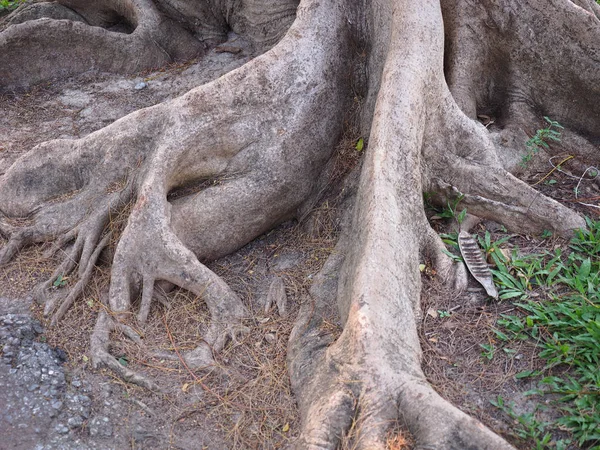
521;117;563;167
477;230;512;260
480;343;496;360
355;137;364;152
53;274;68;288
0;0;24;12
437;310;451;318
439;232;464;262
490;396;567;450
569;216;600;260
433;193;467;224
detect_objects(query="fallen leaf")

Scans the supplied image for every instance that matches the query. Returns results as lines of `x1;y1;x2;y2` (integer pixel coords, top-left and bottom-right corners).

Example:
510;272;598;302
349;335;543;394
282;423;290;432
426;308;438;319
355;138;364;151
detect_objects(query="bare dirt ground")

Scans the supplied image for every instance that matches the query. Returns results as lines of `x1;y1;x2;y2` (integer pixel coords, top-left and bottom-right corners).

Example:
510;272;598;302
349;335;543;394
1;34;599;449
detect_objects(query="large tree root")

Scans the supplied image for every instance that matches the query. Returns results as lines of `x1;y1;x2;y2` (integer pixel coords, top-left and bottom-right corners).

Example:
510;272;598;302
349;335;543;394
0;0;598;447
442;0;600;172
0;0;300;91
289;0;595;448
0;0;203;90
0;0;352;385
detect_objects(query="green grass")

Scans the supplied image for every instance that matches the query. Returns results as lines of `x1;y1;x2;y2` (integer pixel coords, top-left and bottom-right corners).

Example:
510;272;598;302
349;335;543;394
484;218;600;448
522;117;563;167
0;0;23;12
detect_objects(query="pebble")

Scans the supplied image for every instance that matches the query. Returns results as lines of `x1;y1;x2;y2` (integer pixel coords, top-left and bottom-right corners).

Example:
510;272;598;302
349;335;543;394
55;424;69;434
134;81;147;90
67;416;84;428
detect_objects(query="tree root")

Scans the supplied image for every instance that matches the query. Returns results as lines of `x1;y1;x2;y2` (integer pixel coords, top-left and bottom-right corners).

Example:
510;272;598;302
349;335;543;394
1;0;598;447
0;0;204;90
47;233;112;325
91;310;160;391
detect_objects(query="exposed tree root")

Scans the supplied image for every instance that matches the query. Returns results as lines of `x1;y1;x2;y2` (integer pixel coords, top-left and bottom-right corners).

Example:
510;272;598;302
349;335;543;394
1;0;353;388
0;0;598;447
0;0;204;90
91;309;160;391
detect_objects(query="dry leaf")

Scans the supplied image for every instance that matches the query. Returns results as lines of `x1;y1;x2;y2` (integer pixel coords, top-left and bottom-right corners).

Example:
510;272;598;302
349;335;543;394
458;231;498;299
426;308;439;319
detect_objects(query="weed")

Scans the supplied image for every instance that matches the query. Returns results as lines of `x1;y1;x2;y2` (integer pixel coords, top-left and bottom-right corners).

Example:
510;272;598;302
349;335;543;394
0;0;23;12
480;343;496;360
521;117;564;167
478;231;512;259
53;274;68;288
437;310;451;318
487;218;600;446
435;193;467;224
490;396;570;450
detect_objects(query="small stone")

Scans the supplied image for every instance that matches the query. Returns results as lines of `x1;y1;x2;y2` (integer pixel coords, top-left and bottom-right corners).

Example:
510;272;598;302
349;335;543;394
55;423;69;434
264;333;276;345
89;416;113;437
134;81;147;90
71;379;82;388
51;400;63;410
67;416;84;428
27;384;40;392
266;277;288;317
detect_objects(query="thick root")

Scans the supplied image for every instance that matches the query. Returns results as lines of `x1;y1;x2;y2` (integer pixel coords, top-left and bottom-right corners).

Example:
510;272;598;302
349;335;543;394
108;187;250;368
0;0;203;90
91;310;160;391
423;97;586;238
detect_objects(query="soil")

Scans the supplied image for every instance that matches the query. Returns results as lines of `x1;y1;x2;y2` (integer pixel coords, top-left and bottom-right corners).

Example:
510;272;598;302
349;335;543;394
1;31;599;449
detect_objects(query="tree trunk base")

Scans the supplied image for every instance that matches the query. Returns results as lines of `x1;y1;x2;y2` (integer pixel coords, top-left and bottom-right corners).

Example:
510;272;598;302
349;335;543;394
0;0;598;448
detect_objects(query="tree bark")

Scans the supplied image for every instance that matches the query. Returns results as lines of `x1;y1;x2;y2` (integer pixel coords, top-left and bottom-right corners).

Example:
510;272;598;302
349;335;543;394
0;0;598;447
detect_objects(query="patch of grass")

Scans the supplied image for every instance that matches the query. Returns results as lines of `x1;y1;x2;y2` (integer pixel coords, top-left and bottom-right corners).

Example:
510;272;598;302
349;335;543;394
488;218;600;447
490;396;571;450
0;0;23;12
521;117;564;168
427;192;467;225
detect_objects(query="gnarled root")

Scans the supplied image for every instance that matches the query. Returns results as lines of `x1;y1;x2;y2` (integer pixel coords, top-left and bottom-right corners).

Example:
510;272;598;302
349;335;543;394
108;186;250;368
0;0;351;387
91;309;160;391
289;298;514;450
423;98;586;238
0;0;204;90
